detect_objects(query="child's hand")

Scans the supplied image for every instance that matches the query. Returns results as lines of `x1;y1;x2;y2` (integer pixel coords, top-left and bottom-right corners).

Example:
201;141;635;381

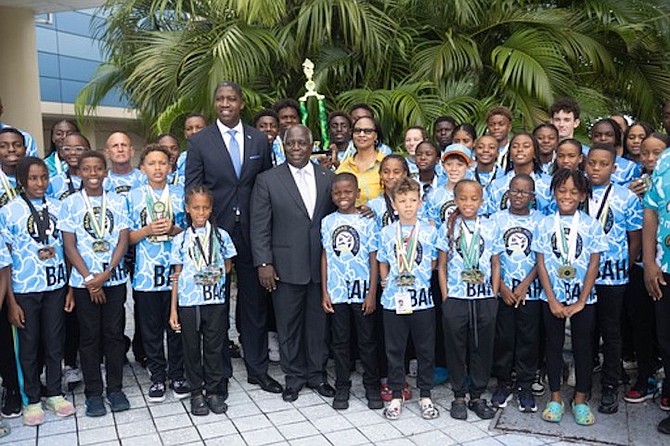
548;299;565;318
357;205;374;219
513;283;530;307
64;289;75;313
500;287;516;306
170;270;181;284
169;311;181;332
149;218;171;236
8;302;25;329
89;288;106;304
629;178;647;197
644;262;666;301
362;293;376;315
565;301;585;317
321;293;334;314
86;271;109;292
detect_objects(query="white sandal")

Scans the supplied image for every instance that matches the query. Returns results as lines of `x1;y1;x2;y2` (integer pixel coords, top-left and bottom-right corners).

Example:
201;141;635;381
420;398;440;419
384;398;403;420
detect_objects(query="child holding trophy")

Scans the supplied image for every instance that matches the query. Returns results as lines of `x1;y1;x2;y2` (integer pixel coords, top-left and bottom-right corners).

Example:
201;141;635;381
127;145;188;403
533;168;608;426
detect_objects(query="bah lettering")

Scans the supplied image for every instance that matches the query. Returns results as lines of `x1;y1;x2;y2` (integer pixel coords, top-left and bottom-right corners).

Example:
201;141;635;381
346;279;369;301
466;282;492;297
102;262;126;282
600;259;628;281
45;264;67;287
202;282;224;301
406;288;433;307
154;265;175;287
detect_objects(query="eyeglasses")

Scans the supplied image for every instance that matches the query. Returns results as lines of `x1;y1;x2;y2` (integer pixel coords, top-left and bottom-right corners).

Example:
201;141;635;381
352;127;376;135
508;188;535;197
62;146;86;153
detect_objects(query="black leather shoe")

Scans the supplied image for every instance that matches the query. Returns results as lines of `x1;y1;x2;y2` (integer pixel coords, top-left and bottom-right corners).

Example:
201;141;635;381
207;394;228;414
191;394;209;416
282;387;299;402
307;382;336;398
248;374;283;394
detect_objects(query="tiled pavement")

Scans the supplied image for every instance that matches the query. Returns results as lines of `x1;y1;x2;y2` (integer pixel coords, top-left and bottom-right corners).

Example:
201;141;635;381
1;295;665;445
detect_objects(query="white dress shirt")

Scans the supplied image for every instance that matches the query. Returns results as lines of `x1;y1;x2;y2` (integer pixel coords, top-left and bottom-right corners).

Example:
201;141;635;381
288;162;316;219
216;119;245;167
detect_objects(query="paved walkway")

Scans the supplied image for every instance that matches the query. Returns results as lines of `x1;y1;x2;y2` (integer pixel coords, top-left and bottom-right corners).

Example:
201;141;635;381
1;297;666;445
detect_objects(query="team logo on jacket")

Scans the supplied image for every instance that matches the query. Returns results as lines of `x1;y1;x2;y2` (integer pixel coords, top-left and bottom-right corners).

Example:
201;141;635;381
83;207;114;239
439;200;456;223
550;229;583;259
333;225;360;256
27;213;59;242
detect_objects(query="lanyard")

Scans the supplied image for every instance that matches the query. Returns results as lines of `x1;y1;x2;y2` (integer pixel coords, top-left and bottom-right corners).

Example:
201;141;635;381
145;185;172;223
65;170;77;195
0;170;16;200
189;223;216;270
395;223;419;274
21;194;51;244
554;212;580;265
81;190;108;239
587;184;612;227
459;218;481;269
474;166;497;189
54;152;64;175
383;193;398;224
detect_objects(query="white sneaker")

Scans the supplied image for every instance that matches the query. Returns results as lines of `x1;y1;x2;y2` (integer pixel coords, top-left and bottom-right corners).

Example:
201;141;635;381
268;332;280;362
63;366;82;390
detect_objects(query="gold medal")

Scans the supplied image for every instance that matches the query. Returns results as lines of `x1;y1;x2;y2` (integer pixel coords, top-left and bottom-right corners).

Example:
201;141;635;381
557;264;576;280
92;240;111;253
37;246;56;260
395;273;416;287
461;269;485;284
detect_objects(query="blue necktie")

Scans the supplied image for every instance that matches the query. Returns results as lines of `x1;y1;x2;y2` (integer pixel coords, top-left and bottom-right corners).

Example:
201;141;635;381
227;129;242;177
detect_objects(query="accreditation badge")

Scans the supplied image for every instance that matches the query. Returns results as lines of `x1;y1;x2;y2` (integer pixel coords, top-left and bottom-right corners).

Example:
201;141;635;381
395;291;413;315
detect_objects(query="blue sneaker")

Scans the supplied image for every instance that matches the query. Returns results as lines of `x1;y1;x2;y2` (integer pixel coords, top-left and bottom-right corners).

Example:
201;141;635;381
85;396;107;417
518;388;537;413
107;391;130;412
492;382;514;408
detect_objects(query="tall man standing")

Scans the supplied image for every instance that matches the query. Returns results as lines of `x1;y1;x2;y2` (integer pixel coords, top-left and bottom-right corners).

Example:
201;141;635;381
186;81;282;395
251;125;336;402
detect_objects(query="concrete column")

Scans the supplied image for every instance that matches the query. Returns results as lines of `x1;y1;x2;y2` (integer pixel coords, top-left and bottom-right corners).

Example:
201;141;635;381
0;7;44;154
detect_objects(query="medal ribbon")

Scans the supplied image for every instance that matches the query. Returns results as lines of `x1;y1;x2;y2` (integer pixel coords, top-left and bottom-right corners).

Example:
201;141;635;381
20;194;50;245
81;190;108;240
395;223;419;275
587;184;612;228
383;194;398;223
553;212;580;265
65;169;77;195
145;185;172;223
189;222;216;270
459;218;481;270
54;152;64;175
474;166;497;189
0;169;16;200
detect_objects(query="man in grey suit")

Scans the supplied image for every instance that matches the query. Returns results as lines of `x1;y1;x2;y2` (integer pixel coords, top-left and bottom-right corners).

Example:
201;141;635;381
251;125;337;402
186;81;282;396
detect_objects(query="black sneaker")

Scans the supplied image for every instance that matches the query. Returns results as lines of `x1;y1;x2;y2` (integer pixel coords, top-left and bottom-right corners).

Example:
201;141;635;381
107;391;130;412
365;386;384;410
531;370;546;397
332;386;350;410
148;382;166;403
491;383;514;408
1;389;21;418
469;399;496;420
450;399;468;420
85;396;107;417
171;378;190;400
229;341;242;359
598;385;619;414
517;388;537;413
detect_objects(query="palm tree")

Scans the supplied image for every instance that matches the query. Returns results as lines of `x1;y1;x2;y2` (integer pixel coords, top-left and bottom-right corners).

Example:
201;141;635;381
77;0;670;146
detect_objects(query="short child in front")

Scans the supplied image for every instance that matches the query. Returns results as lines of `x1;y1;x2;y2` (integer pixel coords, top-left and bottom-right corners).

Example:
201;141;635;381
377;177;439;421
437;179;501;421
533;168;608;426
321;173;381;411
169;186;237;417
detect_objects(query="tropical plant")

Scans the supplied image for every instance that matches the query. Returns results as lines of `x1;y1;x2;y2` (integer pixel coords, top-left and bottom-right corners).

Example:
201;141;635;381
77;0;670;146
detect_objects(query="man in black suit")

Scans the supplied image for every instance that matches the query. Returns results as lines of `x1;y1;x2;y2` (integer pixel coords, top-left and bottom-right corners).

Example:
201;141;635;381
251;125;337;402
185;81;282;395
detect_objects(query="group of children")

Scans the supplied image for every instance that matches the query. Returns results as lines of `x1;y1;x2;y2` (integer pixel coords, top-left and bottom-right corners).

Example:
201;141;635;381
1;96;670;438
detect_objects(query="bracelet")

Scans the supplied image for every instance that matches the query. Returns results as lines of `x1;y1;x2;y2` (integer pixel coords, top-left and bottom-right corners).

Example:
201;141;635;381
84;274;95;284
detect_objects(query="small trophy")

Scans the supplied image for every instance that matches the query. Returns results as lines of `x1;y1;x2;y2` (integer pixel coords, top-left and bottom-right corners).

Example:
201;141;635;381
150;201;171;243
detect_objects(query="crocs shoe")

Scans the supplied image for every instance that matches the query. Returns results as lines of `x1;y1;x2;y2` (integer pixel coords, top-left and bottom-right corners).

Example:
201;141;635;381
22;403;45;426
572;401;596;426
45;396;76;417
384;398;403;420
380;383;393;402
541;400;565;423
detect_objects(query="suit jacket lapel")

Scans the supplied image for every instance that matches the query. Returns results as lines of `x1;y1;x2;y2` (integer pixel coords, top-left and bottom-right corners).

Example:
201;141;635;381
207;125;237;176
279;164;310;219
239;125;257;181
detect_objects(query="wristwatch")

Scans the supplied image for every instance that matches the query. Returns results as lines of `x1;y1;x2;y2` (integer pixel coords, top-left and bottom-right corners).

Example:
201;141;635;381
84;274;95;284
